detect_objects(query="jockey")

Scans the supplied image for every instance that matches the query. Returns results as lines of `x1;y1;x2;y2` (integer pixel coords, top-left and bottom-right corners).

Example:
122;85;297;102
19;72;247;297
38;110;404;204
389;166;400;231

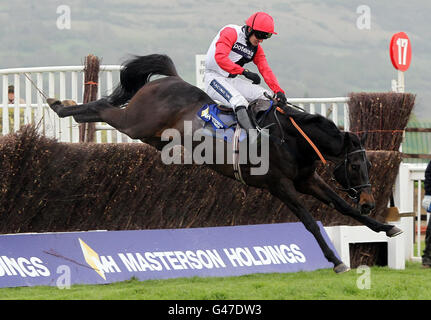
204;12;287;133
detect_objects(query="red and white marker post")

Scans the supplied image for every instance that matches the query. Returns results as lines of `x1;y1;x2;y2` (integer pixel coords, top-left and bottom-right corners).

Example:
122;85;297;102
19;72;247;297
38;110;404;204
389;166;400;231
390;32;412;93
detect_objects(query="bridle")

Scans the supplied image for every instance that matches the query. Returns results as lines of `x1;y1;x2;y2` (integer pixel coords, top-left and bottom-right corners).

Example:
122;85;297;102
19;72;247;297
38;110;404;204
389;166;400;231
332;149;371;201
265;96;371;202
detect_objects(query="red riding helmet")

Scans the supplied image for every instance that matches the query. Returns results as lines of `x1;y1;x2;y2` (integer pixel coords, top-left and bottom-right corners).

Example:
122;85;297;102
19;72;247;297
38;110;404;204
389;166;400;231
245;12;277;34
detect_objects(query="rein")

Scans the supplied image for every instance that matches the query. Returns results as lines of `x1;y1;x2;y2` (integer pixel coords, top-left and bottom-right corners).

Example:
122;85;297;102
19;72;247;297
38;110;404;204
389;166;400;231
275;106;327;164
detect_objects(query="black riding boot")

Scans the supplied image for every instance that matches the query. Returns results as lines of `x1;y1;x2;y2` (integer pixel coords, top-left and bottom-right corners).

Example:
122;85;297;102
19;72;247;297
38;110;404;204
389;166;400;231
234;105;255;132
235;105;259;145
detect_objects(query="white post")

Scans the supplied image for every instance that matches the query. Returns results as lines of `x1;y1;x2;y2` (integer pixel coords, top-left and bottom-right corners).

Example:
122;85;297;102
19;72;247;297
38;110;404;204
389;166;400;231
397;70;405;93
331;102;338;127
36;73;44;134
25;74;32;125
394;163;414;213
388;221;406;269
392;70;405;93
195;54;206;90
402;216;414;261
13;74;20;132
46;72;57;139
2;75;9;135
59;71;71;142
71;71;80;143
309;103;315;115
343;102;350;131
417;178;422;257
320;103;327;118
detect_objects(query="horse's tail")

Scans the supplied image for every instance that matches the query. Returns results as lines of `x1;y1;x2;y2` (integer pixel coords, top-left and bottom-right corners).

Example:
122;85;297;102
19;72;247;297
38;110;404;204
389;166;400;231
107;54;179;106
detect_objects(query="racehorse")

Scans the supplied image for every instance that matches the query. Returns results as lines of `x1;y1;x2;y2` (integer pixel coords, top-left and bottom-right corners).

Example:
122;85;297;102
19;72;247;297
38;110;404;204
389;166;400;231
47;54;402;273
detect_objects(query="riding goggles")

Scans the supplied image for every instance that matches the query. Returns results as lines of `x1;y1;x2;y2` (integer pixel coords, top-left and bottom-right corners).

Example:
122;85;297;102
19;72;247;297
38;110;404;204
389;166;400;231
253;30;272;40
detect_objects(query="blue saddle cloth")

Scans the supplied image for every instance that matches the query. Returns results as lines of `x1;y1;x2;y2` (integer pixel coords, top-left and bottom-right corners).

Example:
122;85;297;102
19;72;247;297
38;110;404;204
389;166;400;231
197;104;247;142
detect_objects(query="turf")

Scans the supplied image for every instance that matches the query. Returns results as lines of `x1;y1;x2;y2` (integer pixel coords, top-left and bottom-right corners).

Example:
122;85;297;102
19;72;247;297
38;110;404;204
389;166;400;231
0;261;430;300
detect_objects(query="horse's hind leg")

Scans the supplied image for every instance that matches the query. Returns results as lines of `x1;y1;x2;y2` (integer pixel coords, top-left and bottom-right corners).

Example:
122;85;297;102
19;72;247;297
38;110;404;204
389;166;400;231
270;178;349;273
47;98;112;118
295;173;402;237
73;113;103;123
48;97;159;139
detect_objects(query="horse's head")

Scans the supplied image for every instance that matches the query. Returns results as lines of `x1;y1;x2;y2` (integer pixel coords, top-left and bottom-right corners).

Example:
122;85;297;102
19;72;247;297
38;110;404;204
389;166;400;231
333;132;374;215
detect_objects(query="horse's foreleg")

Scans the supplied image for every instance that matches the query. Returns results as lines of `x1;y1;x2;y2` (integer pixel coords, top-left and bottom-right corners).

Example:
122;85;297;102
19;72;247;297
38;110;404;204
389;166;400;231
295;173;402;237
270;178;349;273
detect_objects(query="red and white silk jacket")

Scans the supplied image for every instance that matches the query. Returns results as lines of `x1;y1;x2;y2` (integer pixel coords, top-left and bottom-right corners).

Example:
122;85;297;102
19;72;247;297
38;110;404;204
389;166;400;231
205;24;284;94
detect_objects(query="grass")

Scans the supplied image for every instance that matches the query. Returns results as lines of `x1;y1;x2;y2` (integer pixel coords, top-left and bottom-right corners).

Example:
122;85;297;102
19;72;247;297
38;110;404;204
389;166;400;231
1;261;430;300
414;240;426;258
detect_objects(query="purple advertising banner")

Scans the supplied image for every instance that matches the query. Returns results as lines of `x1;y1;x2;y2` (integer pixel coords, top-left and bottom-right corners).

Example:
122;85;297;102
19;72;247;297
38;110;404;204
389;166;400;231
0;222;338;288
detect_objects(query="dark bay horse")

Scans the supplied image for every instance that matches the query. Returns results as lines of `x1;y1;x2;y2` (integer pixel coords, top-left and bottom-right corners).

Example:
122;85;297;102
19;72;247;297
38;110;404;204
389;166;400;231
47;54;402;273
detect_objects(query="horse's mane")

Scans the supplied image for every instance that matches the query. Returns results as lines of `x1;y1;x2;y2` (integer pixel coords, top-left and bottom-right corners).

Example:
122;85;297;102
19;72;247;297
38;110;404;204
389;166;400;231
289;109;341;138
285;108;348;155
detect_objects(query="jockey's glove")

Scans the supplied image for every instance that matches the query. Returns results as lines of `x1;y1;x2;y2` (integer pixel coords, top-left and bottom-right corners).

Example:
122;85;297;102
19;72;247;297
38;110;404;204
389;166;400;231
242;69;261;85
422;195;431;212
276;91;287;105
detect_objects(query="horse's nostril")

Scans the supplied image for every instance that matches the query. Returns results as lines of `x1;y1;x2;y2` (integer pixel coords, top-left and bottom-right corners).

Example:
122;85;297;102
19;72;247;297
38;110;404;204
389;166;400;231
361;202;375;214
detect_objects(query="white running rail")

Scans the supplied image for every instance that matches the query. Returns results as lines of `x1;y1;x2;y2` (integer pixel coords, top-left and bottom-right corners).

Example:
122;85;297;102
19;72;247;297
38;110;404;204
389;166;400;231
1;64;351;142
0;65;140;143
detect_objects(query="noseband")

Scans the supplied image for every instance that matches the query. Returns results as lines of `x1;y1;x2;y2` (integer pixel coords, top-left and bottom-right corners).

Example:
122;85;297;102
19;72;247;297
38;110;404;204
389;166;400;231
333;149;371;201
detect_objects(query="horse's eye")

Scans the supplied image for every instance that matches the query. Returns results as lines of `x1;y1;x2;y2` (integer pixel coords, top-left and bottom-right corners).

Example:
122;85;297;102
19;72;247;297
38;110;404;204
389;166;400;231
351;164;359;170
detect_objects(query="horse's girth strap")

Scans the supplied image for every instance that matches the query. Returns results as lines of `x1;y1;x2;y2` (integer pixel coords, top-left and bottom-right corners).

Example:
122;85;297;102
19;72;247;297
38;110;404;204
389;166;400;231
233;124;246;185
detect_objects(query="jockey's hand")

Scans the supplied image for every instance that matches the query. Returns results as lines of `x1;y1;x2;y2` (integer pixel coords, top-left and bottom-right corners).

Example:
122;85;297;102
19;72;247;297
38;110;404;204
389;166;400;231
276;91;287;105
422;195;431;212
242;69;261;85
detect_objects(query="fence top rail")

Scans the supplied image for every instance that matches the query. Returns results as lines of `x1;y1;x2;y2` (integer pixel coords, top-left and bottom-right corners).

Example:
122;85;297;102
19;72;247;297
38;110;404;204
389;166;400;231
0;65;123;74
288;97;350;103
402;163;428;171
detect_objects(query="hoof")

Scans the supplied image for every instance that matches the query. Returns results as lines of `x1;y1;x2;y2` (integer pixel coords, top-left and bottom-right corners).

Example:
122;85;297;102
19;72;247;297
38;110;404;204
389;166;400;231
386;226;403;238
46;98;62;112
46;98;60;107
333;263;350;274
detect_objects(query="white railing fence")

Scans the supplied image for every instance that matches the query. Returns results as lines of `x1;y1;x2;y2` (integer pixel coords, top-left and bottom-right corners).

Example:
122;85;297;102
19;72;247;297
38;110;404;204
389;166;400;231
288;97;350;131
0;65;139;143
1;64;351;143
394;163;429;261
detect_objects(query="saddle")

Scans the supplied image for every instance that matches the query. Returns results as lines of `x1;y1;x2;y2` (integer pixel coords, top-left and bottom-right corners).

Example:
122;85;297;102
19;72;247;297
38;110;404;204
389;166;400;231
196;99;273;142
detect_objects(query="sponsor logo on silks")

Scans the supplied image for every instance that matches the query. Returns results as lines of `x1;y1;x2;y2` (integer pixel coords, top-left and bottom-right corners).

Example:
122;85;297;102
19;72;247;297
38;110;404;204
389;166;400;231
198;104;230;131
211;117;224;129
79;238;106;280
200;106;211;121
210;79;232;102
232;42;254;59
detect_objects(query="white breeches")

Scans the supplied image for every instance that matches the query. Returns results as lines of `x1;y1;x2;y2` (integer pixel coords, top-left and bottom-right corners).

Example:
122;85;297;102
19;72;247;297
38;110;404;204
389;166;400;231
204;71;271;110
